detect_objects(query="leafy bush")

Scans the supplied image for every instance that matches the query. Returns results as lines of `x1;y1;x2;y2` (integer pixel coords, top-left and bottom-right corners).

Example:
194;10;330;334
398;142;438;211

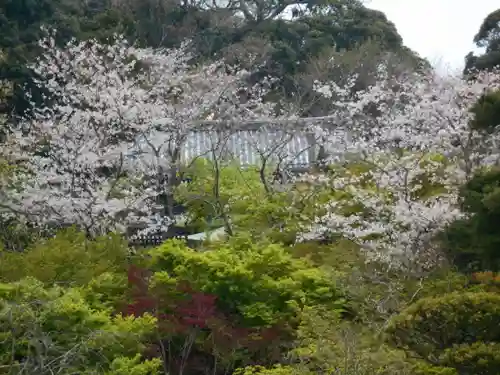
0;227;130;286
148;236;345;328
411;362;458;375
469;89;500;132
0;158;41;252
387;290;500;374
233;365;296;375
291;306;414;375
0;277;159;375
440;342;500;375
290;239;364;271
388;291;500;352
440;167;500;272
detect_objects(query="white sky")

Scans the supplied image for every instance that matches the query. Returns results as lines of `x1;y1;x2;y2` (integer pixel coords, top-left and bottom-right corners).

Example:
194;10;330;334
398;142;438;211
365;0;499;72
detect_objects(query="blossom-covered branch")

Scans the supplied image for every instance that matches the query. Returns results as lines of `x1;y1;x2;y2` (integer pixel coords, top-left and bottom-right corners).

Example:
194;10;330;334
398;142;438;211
300;68;500;269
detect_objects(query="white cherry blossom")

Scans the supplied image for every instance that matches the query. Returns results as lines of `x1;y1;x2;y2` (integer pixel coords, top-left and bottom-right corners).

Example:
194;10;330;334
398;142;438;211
301;67;500;269
1;32;284;236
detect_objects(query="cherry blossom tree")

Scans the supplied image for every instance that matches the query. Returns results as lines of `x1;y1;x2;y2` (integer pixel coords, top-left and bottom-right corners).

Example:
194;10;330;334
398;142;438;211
301;68;500;270
0;30;290;237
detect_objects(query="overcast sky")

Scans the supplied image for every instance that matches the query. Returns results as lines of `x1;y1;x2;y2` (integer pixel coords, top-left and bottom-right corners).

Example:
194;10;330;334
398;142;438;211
365;0;499;72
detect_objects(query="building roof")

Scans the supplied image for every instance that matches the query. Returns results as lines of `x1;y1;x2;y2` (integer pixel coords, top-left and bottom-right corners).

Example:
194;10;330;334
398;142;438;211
127;123;350;170
181;129;316;168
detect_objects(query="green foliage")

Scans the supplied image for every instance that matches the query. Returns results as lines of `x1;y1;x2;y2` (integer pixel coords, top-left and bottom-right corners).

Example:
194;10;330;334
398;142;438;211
414;271;471;298
290;239;363;271
473;8;500;51
464;8;500;74
176;159;328;243
0;216;40;253
440;167;500;272
185;0;423;91
290;306;414;375
0;156;41;251
81;271;130;311
439;342;500;375
0;227;130;286
469;89;500;132
329;151;452;202
387;290;500;374
148;236;344;327
415;270;500;299
0;0;131;116
233;365;296;375
0;227;132;316
411;362;458;375
176;154;450;248
105;354;162;375
0;277;159;375
0;0;423;119
469;271;500;293
0;228;157;373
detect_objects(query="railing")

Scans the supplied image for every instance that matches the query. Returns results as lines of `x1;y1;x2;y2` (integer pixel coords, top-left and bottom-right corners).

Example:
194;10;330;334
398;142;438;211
127;233;188;248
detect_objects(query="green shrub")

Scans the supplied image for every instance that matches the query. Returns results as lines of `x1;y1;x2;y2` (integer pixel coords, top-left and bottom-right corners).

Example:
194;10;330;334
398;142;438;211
0;227;130;286
388;291;500;354
440;168;500;272
291;306;414;375
411;362;458;375
148;236;345;328
469;89;500;133
440;342;500;375
0;277;159;374
233;365;297;375
387;291;500;374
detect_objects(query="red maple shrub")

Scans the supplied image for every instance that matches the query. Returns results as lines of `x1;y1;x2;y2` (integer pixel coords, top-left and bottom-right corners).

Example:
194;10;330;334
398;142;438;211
125;264;285;374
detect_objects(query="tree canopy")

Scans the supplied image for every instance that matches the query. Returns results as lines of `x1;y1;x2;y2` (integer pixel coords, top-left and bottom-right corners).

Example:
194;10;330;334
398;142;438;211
465;8;500;74
0;0;424;119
